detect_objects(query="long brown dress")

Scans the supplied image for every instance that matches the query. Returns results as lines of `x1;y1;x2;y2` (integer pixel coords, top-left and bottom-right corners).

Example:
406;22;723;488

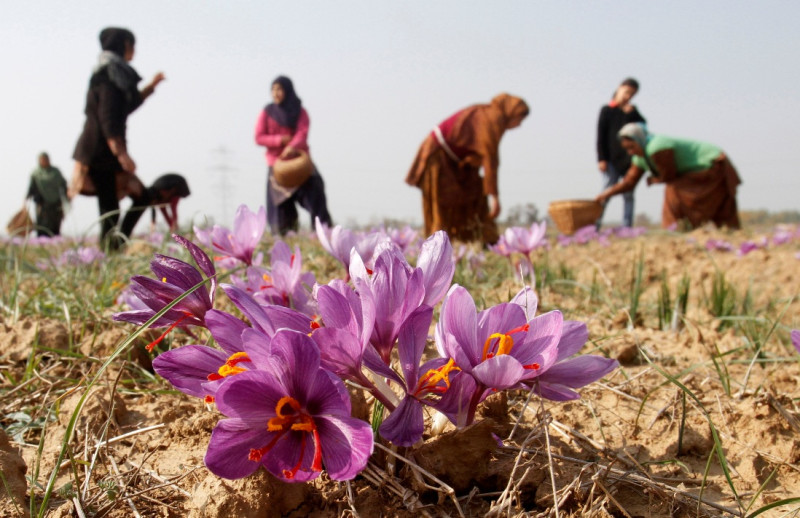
405;94;529;244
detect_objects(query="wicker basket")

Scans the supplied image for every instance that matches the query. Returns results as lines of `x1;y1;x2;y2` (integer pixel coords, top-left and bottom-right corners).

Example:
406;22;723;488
547;199;603;235
273;150;314;188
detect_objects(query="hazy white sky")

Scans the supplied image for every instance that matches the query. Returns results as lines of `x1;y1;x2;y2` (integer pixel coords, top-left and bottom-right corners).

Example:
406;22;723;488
2;1;799;235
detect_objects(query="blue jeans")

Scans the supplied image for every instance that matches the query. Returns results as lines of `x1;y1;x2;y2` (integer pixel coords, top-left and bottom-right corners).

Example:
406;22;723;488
598;163;634;227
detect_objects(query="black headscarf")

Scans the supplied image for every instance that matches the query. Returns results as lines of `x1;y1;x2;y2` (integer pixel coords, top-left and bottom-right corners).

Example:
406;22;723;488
265;76;302;131
99;27;135;57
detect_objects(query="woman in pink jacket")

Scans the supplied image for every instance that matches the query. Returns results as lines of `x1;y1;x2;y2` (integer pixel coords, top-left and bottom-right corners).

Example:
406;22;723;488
255;76;332;234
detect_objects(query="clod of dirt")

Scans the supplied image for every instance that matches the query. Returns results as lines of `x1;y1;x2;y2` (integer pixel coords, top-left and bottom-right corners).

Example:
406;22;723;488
410;419;498;493
479;391;510;427
0;317;69;362
0;429;29;518
616;343;640;365
189;469;316;517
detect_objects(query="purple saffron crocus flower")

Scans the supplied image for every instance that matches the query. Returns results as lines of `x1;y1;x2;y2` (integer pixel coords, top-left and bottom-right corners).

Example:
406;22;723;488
200;204;266;266
315;217;390;273
434;284;561;425
504;221;547;256
264;240;317;316
705;239;733;252
378;305;462;447
487;235;513;258
113;235;217;350
310;280;404;411
383;224;419;254
792;330;800;354
349;245;426;364
204;329;374;482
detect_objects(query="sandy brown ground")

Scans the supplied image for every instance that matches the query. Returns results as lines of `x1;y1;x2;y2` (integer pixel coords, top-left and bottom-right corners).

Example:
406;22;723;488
1;225;799;517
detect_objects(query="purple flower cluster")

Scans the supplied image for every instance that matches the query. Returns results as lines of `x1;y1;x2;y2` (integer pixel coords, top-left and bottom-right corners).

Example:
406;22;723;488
114;216;619;483
555;225;648;248
194;204;267;266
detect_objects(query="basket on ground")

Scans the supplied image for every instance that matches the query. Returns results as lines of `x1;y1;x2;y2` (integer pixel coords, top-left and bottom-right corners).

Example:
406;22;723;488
548;199;603;235
273;150;314;189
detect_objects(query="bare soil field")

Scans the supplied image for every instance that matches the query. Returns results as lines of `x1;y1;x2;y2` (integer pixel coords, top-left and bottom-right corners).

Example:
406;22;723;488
1;224;799;517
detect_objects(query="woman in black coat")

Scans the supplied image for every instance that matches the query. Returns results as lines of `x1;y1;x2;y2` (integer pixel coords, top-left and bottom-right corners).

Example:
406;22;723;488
72;27;165;249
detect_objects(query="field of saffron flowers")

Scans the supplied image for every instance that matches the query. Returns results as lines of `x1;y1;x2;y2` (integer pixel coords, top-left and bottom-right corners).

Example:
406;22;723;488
2;207;800;517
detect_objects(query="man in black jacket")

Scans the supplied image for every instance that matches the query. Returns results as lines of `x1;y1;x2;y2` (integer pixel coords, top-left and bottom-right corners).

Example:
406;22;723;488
596;78;645;228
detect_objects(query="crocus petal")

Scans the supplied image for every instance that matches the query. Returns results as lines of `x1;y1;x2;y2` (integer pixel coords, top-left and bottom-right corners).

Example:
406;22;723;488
476;303;526;348
264;431;319;483
214;370;286;424
205;418;268;479
240;328;276;370
362;345;404;385
316;285;358;332
515;311;563;370
267;330;321;403
152;345;228;398
555;321;590;361
316;414;374;480
270;240;293;265
222;284;277;335
150;254;204;290
537;355;619;389
434;371;477;427
174;234;216;284
417;230;456;307
792;330;800;354
471;355;525;390
262;305;313;334
112;309;173;327
312;327;365;380
534;382;581;401
379;396;425;447
205;310;249;355
438;285;479;363
304;369;352;417
510;286;538;318
397;305;434;385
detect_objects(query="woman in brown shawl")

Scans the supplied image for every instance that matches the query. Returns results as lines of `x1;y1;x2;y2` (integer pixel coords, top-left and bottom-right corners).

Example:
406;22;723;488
405;94;529;244
596;123;741;229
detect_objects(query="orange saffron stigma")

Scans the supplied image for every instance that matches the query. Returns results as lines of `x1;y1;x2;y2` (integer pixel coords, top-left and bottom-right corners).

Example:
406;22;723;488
204;395;215;404
260;395;322;476
481;323;530;361
145;312;191;352
524;363;541;370
414;358;461;397
310;321;321;330
215;352;251;378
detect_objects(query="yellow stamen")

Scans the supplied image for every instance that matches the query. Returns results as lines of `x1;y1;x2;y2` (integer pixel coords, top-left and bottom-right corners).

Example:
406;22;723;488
482;332;514;360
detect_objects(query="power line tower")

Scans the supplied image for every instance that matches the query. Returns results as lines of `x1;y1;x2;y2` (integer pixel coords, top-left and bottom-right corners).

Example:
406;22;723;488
208;146;238;225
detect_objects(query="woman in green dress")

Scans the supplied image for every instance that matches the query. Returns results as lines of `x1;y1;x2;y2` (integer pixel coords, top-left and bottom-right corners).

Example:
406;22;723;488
596;123;741;229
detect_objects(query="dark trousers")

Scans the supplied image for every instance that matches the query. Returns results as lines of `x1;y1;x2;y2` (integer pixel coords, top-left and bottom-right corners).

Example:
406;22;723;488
267;168;332;235
36;203;64;237
89;165;151;249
